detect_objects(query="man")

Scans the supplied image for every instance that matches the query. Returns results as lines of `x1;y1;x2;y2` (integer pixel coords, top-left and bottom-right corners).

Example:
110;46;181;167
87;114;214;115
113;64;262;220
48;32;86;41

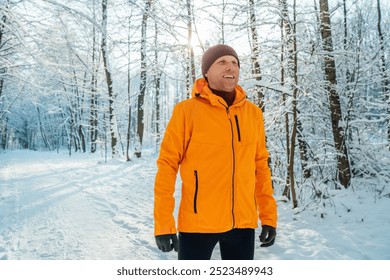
154;44;277;260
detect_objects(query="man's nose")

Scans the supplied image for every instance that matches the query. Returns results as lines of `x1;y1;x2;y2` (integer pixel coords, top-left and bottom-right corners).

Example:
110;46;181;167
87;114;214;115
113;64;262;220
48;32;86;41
226;63;233;70
226;61;237;70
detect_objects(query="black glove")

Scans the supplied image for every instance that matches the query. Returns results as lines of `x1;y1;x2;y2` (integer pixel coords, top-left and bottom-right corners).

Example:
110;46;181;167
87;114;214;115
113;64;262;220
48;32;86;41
259;225;276;247
155;234;179;252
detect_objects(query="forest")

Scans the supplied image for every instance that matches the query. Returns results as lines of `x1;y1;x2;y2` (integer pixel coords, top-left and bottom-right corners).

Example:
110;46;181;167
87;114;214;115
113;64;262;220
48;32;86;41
1;0;389;208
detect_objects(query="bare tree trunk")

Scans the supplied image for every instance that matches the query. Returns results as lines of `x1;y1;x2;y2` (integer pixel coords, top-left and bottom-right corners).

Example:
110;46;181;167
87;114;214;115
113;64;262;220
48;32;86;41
247;0;277;196
279;15;291;198
1;117;7;149
154;19;162;149
220;0;227;44
319;0;351;188
296;115;310;178
291;1;310;180
37;107;52;151
135;0;152;158
0;6;5;47
185;0;196;99
376;0;390;149
342;0;359;177
101;0;117;158
342;0;352;142
279;0;298;208
73;70;86;153
289;0;299;208
90;70;98;153
90;1;99;154
0;3;7;149
0;80;5;149
125;16;132;162
248;0;265;111
125;79;132;161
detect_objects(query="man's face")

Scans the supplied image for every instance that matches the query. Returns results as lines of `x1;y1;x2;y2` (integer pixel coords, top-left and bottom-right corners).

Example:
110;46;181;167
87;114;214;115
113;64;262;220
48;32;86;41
205;55;239;92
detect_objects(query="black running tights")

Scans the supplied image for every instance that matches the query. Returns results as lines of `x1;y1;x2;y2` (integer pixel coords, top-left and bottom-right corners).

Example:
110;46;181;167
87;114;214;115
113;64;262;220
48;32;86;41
178;228;255;260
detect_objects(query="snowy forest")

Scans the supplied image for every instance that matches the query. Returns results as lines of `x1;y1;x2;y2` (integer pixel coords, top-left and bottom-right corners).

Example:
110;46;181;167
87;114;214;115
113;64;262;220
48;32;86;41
1;0;390;209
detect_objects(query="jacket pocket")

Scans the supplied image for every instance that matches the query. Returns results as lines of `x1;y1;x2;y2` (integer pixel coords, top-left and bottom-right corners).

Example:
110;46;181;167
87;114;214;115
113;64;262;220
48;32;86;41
234;115;241;142
194;170;199;214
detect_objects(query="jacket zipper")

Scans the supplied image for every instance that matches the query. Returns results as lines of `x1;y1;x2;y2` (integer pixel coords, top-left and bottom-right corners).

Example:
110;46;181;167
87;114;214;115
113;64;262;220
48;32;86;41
193;170;199;214
234;115;241;142
226;107;236;228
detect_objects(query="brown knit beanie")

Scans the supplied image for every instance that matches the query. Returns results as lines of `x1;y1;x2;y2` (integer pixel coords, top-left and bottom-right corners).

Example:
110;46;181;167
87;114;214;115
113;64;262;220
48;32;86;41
201;44;240;77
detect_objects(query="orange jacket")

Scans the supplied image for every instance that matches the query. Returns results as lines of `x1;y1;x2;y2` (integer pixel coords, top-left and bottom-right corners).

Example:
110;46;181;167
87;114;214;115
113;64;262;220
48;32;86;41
154;78;277;235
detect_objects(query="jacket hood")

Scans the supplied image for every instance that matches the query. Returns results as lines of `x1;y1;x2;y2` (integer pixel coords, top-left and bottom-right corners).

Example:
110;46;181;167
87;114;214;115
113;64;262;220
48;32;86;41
191;78;247;107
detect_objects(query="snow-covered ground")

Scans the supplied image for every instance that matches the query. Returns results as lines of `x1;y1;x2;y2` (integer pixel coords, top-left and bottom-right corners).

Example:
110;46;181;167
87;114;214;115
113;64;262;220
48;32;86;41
0;149;389;260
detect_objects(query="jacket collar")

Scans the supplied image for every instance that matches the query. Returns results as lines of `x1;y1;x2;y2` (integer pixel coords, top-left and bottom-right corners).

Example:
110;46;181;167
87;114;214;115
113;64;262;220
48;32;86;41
191;78;246;108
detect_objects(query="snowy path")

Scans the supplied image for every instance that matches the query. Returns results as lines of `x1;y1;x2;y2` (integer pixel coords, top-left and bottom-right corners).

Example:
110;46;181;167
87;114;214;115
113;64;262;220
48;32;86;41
0;150;389;260
0;151;160;260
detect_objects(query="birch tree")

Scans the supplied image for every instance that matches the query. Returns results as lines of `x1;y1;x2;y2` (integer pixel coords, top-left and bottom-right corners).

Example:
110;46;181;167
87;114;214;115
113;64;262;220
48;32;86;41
90;0;99;154
135;0;152;158
101;0;117;158
248;0;265;111
187;0;196;98
0;2;8;149
125;5;133;162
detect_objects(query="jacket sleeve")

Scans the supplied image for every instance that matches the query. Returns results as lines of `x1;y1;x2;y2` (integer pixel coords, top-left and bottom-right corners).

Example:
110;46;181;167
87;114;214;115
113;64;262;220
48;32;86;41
154;103;190;235
255;110;277;228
